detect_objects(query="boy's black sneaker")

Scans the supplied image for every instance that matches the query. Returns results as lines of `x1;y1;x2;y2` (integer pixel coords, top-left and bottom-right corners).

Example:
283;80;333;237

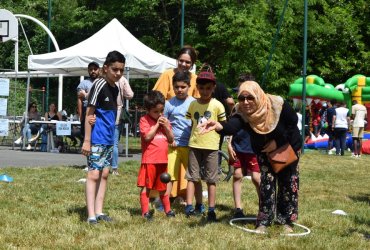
233;209;246;219
185;208;196;218
143;212;153;221
96;214;113;222
195;204;206;215
207;210;217;222
166;210;176;217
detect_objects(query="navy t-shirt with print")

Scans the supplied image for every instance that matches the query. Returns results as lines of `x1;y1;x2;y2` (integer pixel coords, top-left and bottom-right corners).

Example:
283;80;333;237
87;77;119;145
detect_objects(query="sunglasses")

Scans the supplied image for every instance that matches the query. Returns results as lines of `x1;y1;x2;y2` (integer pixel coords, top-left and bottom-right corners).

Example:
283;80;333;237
237;95;255;102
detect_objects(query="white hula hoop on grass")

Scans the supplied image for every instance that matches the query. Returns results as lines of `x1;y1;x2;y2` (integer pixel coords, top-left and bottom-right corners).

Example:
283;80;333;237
229;217;311;237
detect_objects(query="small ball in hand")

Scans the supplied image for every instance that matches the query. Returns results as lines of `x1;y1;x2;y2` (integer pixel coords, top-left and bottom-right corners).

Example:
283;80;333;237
160;172;171;183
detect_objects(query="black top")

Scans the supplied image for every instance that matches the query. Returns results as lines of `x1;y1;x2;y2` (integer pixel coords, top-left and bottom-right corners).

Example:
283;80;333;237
326;107;336;126
213;81;232;115
48;113;59;121
220;101;302;154
88;78;119;110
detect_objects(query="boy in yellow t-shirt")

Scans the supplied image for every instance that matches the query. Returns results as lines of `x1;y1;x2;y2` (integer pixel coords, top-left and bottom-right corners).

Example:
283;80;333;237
185;70;226;222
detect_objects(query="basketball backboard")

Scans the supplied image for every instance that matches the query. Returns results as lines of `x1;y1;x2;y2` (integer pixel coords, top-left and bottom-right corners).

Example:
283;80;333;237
0;9;18;42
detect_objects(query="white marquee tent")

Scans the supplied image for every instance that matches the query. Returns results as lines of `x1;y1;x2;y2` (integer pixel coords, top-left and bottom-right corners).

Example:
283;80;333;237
27;18;177;155
28;18;176;78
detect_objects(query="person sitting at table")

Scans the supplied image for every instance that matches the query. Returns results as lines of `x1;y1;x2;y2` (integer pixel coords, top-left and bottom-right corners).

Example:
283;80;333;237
40;103;63;152
45;103;62;122
14;102;42;150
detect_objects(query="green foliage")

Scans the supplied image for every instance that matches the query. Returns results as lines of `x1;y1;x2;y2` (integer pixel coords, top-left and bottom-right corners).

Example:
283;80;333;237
7;80;28;116
1;0;370;111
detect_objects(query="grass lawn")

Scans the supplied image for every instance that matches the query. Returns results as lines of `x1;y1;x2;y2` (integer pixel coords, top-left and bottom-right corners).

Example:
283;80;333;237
0;150;369;249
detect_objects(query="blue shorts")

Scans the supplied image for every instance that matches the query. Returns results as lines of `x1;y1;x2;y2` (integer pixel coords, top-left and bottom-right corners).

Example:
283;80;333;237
87;144;113;171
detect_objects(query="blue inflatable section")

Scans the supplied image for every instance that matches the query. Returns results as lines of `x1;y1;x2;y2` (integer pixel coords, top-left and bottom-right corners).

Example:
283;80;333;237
304;133;370;149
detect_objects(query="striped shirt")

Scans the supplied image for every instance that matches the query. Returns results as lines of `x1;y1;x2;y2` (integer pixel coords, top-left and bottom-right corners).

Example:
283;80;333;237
87;77;119;145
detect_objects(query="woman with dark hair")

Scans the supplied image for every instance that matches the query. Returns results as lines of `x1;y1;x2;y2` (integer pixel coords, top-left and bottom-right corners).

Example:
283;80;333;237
39;103;63;152
200;81;301;234
15;102;41;150
153;46;199;100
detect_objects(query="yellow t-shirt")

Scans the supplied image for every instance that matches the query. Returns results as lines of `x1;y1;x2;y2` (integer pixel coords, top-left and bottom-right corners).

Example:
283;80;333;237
153;69;200;100
186;98;226;150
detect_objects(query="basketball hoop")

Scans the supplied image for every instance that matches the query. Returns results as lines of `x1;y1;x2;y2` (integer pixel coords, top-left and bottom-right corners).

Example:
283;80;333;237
0;9;19;43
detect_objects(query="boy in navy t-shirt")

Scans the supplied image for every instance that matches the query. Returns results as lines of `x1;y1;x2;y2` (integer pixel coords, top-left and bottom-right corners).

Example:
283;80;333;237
81;51;125;224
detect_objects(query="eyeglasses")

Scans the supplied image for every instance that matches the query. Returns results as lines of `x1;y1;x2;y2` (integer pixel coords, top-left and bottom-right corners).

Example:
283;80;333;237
237;95;255;102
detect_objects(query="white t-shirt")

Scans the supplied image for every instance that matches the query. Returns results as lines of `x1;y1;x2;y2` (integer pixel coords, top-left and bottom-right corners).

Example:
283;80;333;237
334;107;349;129
296;112;302;131
352;104;367;127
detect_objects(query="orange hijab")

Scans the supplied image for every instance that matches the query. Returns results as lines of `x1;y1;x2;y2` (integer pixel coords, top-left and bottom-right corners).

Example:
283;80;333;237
236;81;284;134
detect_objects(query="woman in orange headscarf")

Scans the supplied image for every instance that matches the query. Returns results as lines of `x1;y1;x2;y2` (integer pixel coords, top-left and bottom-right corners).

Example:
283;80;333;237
200;81;301;234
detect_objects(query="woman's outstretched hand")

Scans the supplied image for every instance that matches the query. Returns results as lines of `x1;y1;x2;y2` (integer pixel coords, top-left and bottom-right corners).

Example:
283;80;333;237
197;120;222;134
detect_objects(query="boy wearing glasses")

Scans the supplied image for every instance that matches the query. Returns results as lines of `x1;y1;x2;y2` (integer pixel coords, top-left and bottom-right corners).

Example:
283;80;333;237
185;70;226;222
81;51;125;225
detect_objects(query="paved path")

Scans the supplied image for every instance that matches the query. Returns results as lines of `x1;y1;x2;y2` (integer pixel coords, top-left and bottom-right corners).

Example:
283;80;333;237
0;146;141;167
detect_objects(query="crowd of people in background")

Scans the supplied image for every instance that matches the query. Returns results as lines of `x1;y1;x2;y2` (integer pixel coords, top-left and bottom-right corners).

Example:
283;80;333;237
297;98;367;157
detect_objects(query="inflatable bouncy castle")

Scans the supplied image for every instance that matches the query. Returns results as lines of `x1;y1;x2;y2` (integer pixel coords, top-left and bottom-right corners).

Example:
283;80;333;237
289;75;370;152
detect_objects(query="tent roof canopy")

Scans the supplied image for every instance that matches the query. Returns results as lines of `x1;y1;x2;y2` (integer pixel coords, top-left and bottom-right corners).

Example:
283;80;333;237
28;18;176;78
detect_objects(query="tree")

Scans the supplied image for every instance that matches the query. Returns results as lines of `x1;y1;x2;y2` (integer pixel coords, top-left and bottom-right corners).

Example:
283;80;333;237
1;0;370;108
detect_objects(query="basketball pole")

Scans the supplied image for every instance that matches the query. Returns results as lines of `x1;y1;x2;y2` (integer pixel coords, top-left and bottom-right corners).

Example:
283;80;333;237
180;0;184;48
46;0;52;111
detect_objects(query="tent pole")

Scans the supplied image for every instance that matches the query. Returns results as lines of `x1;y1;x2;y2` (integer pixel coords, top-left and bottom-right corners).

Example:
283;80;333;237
125;67;130;157
58;75;63;111
23;72;31;149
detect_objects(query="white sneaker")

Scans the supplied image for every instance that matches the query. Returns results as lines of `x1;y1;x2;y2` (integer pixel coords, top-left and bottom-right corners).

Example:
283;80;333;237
26;144;32;150
255;225;267;234
28;133;40;143
328;151;333;155
14;137;22;144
